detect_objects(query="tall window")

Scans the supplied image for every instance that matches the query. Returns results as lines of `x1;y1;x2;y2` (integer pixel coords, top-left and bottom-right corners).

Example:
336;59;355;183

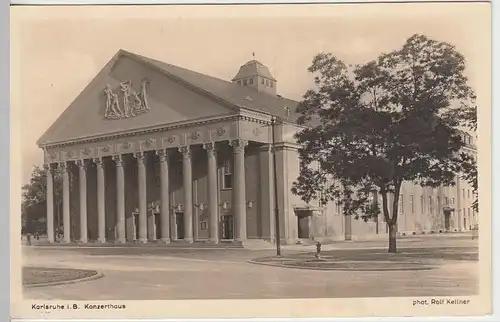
399;194;404;215
437;197;441;212
409;195;414;214
261;78;265;85
463;189;465;198
249;78;254;85
243;79;248;86
429;196;433;214
452;197;455;205
335;201;341;214
468;189;470;198
445;197;449;206
420;196;424;213
222;160;232;189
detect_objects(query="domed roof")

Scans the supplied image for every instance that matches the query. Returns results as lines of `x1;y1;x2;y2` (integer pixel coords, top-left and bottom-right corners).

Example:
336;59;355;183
232;60;277;81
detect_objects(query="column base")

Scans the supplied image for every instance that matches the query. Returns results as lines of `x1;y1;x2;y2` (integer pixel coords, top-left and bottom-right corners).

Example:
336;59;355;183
137;239;148;244
208;238;219;244
96;239;106;244
184;238;194;244
160;238;171;243
79;239;88;244
115;239;126;244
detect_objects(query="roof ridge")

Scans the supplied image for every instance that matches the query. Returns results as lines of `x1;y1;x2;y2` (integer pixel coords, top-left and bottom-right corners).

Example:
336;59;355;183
121;51;244;112
122;50;293;104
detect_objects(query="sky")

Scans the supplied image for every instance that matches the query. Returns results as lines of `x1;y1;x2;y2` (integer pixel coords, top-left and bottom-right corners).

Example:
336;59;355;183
11;2;491;185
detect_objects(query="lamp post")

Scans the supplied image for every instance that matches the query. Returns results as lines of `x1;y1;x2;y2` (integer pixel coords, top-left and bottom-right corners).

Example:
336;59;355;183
372;189;379;235
271;116;282;257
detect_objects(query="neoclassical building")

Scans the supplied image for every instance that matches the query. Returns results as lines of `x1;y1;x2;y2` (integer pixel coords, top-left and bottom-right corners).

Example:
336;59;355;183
38;50;477;245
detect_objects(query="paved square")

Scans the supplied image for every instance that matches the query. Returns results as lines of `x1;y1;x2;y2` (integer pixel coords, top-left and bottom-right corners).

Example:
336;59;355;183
22;235;478;300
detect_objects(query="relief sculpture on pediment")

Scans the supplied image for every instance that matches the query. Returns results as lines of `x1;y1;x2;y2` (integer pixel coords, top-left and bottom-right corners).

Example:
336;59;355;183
104;79;150;120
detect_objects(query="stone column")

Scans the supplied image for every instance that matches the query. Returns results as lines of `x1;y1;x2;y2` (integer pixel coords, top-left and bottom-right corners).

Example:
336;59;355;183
76;160;88;243
113;155;126;243
134;152;148;243
230;139;248;241
157;149;170;242
259;145;274;241
44;164;55;243
59;162;71;243
93;158;106;243
203;142;219;243
179;146;194;243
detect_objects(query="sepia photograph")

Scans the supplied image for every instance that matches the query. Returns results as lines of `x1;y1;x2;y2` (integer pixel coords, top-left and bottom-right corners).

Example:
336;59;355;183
10;1;492;319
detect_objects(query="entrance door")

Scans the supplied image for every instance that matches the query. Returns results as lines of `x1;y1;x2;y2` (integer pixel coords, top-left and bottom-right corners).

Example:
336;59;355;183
221;215;234;240
154;213;161;240
297;215;310;239
444;212;451;230
175;212;184;239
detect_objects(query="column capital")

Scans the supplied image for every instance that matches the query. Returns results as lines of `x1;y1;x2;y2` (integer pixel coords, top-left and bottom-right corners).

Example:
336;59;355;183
112;154;124;167
230;139;248;153
43;163;52;172
203;142;216;153
93;157;103;167
179;145;191;159
156;149;169;162
76;159;87;170
58;161;68;171
134;152;145;164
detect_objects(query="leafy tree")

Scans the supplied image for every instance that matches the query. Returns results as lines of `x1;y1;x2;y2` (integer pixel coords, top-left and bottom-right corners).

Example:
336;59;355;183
21;165;63;236
293;34;477;253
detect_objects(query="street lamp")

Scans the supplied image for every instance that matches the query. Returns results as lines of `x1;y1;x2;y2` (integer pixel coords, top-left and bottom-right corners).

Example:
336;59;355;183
271;116;282;257
371;188;379;234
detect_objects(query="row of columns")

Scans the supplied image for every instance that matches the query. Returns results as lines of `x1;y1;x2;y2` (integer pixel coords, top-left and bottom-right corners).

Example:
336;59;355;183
45;139;249;244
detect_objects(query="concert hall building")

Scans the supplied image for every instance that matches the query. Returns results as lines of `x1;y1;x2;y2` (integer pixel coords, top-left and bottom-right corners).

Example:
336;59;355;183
38;50;477;246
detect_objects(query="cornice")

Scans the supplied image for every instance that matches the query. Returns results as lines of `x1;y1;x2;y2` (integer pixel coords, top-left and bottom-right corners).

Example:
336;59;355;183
40;114;240;149
40;110;281;150
41;112;288;163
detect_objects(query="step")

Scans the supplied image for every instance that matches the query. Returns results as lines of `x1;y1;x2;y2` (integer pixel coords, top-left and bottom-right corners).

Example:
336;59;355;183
31;239;244;248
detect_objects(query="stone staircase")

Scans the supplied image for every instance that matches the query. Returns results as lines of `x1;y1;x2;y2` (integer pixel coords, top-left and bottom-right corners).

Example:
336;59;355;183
30;239;244;248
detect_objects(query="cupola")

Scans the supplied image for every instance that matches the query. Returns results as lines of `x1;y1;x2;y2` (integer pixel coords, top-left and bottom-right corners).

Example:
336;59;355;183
232;58;277;95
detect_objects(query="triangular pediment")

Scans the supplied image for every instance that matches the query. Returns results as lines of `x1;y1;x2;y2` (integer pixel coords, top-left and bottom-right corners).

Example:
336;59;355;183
37;51;240;146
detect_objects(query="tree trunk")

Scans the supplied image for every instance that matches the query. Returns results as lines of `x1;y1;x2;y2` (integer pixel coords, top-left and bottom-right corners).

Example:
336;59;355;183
388;222;397;253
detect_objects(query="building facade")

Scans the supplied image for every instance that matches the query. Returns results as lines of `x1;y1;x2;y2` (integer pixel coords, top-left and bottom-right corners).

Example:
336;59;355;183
38;50;477;245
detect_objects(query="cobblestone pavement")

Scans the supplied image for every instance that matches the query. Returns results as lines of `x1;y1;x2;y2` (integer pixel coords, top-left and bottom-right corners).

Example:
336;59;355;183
22;235;479;300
